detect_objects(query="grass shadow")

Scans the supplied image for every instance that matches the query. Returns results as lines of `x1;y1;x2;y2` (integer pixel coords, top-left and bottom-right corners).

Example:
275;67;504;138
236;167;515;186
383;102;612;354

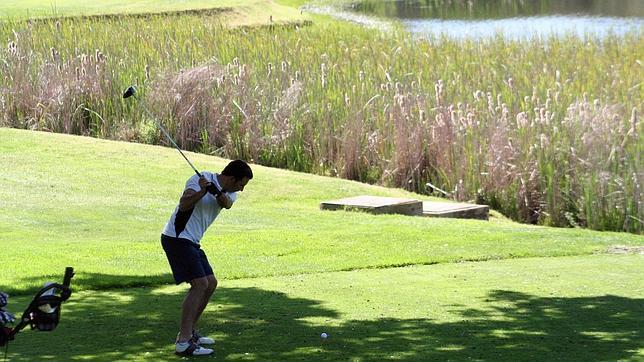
4;277;642;361
3;272;174;296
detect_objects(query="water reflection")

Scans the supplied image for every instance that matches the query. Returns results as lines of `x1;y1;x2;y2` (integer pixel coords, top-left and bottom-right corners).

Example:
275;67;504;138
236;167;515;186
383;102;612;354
352;0;644;19
349;0;644;39
403;16;642;40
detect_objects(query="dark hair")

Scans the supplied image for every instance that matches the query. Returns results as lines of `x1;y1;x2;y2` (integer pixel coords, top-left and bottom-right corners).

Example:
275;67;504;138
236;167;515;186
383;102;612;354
222;160;253;180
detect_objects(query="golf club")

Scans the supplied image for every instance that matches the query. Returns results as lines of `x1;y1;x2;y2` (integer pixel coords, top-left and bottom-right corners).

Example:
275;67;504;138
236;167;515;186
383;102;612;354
123;86;222;196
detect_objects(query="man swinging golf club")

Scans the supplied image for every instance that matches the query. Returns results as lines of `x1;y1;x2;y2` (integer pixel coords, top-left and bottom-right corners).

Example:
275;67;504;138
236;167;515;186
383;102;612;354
161;160;253;356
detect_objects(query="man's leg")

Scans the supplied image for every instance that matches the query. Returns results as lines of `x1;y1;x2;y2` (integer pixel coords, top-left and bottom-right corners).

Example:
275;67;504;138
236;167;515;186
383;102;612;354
191;275;217;330
177;276;210;342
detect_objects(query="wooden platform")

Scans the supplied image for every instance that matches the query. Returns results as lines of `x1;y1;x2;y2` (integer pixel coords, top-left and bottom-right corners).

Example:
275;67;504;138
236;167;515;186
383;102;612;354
320;195;490;220
320;195;489;220
320;196;423;216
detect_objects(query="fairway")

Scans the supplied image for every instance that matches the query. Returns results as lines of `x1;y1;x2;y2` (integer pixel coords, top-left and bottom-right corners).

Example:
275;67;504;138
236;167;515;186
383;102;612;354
0;0;228;17
0;0;306;26
5;255;643;360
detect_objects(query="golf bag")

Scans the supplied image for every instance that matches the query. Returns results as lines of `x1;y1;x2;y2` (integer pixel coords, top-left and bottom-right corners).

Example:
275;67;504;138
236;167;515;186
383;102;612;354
0;292;12;348
0;327;9;349
0;267;74;347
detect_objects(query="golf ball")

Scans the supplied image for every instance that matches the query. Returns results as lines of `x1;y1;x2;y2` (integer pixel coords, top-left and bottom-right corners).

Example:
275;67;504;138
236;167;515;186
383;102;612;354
320;332;328;339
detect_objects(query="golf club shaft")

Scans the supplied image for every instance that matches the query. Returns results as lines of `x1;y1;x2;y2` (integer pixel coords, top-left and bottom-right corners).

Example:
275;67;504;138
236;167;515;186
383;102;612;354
123;86;221;195
138;101;202;178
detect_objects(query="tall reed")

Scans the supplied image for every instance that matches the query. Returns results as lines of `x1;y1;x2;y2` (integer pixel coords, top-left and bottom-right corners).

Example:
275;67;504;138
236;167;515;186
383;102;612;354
0;15;641;232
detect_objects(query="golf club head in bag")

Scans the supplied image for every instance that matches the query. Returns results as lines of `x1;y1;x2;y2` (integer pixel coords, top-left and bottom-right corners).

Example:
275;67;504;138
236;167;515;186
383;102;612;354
2;267;75;346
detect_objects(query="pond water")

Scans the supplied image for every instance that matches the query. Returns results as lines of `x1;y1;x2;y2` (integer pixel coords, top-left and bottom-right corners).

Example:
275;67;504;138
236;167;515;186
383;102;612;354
348;0;644;40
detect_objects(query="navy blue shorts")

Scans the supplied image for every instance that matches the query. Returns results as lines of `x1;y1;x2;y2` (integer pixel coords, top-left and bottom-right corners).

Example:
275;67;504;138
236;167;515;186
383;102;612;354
161;234;214;284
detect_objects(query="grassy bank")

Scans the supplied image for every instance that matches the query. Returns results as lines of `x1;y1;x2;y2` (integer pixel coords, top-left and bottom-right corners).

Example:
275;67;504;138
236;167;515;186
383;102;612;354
1;128;642;295
0;0;226;18
0;0;306;24
0;5;641;232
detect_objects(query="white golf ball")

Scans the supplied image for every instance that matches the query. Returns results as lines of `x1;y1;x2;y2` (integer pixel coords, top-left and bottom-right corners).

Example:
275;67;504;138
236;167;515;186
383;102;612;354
320;332;328;339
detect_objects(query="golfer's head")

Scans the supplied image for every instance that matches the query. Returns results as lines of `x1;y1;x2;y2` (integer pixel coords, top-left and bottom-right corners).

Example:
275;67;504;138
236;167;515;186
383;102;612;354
222;160;253;192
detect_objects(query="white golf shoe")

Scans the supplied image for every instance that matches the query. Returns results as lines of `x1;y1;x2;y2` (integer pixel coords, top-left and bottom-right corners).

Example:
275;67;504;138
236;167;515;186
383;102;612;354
192;330;216;345
175;340;213;356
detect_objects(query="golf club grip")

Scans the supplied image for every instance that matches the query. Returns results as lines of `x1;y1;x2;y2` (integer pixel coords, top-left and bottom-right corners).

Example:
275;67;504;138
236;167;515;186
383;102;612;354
206;183;222;197
62;267;74;287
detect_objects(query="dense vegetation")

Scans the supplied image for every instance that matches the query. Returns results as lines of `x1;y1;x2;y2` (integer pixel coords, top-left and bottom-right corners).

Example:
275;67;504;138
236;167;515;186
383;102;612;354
0;13;641;232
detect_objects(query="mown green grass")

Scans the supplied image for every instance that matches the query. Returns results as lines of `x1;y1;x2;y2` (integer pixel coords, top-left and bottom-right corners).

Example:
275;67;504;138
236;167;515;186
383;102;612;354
0;0;319;32
1;127;642;296
5;254;643;360
0;0;296;19
0;0;231;18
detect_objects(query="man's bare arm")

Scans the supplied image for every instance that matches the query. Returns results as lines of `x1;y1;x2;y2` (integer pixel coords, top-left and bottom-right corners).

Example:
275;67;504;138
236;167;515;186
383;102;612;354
179;188;207;211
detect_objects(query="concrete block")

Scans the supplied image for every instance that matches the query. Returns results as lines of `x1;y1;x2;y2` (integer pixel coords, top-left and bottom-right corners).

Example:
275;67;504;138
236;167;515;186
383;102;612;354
320;195;423;216
422;201;489;220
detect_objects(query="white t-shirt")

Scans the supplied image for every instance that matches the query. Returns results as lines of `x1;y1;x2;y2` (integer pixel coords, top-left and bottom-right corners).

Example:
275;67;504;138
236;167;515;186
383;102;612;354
162;172;237;244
